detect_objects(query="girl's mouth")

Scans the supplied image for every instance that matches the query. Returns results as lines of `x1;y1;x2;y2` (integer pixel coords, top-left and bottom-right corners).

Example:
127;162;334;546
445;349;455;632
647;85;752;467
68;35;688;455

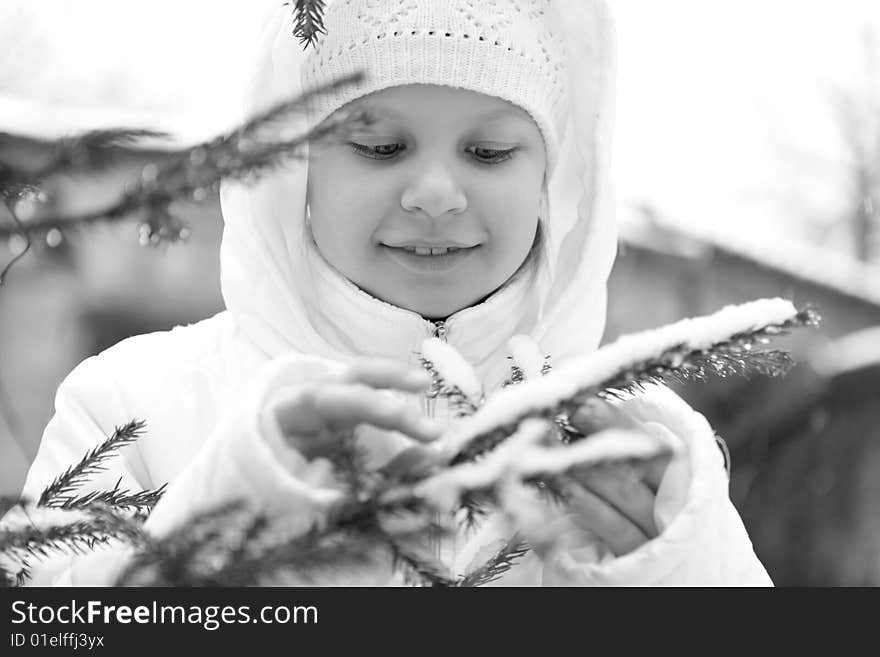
381;244;479;274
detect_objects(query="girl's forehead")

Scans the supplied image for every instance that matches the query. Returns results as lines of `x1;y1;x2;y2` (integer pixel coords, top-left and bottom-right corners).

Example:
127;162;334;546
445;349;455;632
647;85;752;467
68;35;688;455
351;84;533;125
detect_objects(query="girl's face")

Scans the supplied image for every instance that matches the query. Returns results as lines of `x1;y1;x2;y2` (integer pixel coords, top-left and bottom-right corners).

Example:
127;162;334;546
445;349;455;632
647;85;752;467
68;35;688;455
306;84;546;320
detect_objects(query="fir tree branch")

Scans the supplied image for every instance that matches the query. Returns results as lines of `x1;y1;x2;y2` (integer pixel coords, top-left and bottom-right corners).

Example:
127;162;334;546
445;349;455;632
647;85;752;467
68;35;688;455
456;534;530;587
288;0;327;50
54;478;167;513
0;513;143;562
37;420;146;507
0;564;12;588
115;501;249;587
418;355;480;417
14;564;30;587
0;128;170;188
595;306;822;400
205;531;375;587
452;305;822;464
0;73;365;253
389;541;455;587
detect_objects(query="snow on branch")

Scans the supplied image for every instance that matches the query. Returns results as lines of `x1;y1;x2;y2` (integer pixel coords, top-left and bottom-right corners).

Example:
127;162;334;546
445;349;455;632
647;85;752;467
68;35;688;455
440;299;820;463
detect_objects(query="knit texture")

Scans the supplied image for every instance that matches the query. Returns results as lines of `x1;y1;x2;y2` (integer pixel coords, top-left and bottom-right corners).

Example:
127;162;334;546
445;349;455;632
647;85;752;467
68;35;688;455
301;0;569;169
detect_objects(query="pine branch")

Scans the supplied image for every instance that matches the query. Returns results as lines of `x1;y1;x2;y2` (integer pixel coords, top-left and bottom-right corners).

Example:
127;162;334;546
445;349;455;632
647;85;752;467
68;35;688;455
0;128;169;188
323;438;380;499
0;564;11;587
501;355;552;388
500;357;525;388
0;73;365;254
461;491;492;531
54;478;167;513
390;541;455;587
288;0;327;50
450;304;821;464
14;565;30;587
37;420;146;507
419;355;480;417
115;500;249;587
595;305;823;402
0;513;142;562
208;531;375;587
456;534;530;587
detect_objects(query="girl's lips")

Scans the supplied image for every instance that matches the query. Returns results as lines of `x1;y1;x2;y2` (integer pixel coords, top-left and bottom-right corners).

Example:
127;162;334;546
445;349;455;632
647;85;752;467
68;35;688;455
382;244;479;274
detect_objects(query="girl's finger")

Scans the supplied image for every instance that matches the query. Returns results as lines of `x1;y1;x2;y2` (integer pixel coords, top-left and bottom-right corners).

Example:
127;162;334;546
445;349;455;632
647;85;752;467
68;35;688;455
570;464;658;537
340;358;433;393
314;383;442;443
565;485;650;557
639;453;672;493
568;398;641;435
380;445;446;480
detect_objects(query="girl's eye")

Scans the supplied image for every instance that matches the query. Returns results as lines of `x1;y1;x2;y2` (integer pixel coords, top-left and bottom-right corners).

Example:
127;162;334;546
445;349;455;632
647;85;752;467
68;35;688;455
467;145;517;164
350;142;406;160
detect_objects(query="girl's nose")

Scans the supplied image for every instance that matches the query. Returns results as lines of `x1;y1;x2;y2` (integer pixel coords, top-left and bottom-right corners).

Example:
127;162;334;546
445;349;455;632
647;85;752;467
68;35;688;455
400;162;467;219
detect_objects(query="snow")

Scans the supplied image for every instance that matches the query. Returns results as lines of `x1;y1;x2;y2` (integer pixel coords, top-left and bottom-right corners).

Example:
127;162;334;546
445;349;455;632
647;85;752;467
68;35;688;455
511;429;675;479
415;418;550;511
437;298;798;457
414;420;674;512
507;334;547;380
421;337;483;402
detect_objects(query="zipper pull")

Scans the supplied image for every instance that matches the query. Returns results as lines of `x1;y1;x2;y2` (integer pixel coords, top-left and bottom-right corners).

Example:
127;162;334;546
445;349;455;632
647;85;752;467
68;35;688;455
423;321;447;419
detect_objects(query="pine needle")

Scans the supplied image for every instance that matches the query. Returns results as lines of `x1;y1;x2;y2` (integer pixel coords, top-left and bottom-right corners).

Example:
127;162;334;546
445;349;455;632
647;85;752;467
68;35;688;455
453;306;822;462
389;541;455;587
457;534;530;587
0;73;365;252
37;420;146;507
54;478;167;513
418;355;480;417
289;0;327;50
0;514;141;562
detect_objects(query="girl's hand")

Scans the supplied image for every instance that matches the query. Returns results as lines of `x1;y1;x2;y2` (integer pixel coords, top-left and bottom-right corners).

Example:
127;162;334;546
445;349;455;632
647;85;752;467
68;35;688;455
565;456;670;557
265;358;443;461
563;399;673;557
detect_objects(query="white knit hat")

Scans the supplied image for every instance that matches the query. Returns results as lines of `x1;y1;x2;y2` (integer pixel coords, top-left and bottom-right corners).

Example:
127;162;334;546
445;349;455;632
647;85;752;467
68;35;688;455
301;0;569;170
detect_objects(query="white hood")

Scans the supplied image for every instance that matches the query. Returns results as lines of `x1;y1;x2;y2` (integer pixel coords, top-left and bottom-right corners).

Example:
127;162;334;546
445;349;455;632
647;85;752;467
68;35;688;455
218;0;619;387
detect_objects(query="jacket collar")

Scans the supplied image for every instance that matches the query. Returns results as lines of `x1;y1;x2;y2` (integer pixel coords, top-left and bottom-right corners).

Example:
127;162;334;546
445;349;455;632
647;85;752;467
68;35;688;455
302;239;540;375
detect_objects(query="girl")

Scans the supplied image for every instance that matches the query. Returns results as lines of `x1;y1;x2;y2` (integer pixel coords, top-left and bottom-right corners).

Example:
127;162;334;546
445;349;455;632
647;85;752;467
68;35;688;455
17;0;771;585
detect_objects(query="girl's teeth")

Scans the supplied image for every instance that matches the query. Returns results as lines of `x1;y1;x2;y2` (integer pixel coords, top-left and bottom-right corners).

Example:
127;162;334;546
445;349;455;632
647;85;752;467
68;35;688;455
404;246;461;256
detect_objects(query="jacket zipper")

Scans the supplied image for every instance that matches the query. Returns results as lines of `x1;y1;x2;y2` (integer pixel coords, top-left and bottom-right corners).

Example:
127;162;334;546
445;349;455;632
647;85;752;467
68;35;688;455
425;320;448;571
423;321;447;420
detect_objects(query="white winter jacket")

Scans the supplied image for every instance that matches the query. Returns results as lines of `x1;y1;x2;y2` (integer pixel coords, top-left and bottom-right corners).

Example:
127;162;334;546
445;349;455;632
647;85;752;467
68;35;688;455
14;0;771;586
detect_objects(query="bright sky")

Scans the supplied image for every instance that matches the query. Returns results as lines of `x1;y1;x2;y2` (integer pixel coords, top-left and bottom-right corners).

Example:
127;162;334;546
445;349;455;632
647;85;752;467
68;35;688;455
612;0;880;246
1;0;877;246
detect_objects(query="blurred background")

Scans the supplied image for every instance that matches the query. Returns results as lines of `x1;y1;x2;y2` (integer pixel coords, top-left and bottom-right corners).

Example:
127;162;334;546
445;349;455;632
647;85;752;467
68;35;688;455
1;1;879;585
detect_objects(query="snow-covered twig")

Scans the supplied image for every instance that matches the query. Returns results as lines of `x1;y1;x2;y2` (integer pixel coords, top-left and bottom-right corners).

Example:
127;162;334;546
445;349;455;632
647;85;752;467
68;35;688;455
419;338;483;416
440;299;818;463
